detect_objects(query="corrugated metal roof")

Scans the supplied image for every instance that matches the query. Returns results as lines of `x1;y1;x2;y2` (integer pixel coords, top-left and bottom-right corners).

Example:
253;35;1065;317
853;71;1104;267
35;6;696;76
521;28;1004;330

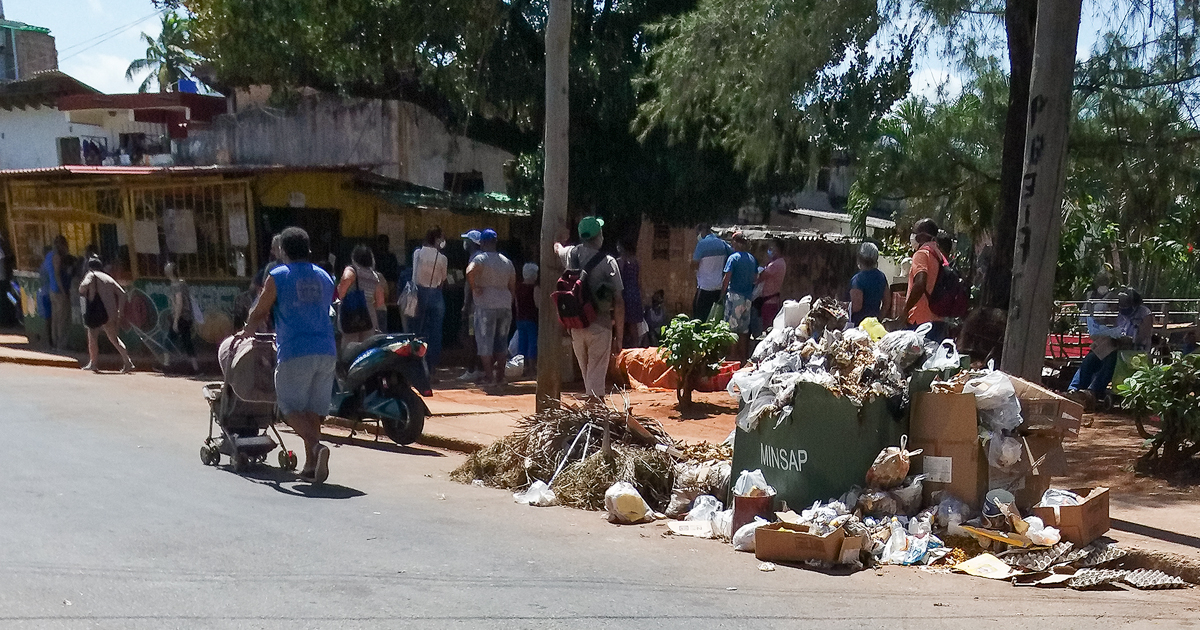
714;225;857;244
787;208;895;230
0;164;370;177
0;19;51;34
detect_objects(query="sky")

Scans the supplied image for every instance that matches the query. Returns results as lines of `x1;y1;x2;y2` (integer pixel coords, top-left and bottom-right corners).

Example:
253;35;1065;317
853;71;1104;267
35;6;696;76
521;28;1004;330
13;0;1110;99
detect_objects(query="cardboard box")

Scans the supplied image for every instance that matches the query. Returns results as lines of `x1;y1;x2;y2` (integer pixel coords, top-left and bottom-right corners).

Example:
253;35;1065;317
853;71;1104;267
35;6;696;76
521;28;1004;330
988;469;1052;512
910;392;989;510
1009;376;1084;441
1030;487;1111;546
754;523;864;565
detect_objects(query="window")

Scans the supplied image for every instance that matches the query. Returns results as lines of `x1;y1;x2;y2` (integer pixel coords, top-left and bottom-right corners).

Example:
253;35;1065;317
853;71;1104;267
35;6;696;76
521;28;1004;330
57;137;82;165
652;223;671;260
443;171;485;195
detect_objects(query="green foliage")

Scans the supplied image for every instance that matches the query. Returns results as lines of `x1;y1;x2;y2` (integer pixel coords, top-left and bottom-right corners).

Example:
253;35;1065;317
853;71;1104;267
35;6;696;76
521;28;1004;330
125;12;201;93
1117;352;1200;471
658;314;737;405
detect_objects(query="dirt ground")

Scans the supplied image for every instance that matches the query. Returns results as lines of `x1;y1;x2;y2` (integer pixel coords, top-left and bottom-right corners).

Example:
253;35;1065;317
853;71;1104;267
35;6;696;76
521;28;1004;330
1060;411;1200;507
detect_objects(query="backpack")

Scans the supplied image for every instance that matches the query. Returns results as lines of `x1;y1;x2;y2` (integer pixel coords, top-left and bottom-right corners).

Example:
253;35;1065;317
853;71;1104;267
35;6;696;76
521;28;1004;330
924;245;969;318
339;273;373;333
552;250;607;329
83;287;108;329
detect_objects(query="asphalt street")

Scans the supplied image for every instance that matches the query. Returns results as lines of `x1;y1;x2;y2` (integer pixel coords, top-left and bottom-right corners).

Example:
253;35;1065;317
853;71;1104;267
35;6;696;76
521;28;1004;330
1;363;1198;629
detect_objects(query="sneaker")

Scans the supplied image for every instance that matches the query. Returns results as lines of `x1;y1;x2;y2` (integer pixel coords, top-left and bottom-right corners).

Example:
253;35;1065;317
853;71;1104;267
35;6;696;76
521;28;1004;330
313;445;330;483
457;369;482;383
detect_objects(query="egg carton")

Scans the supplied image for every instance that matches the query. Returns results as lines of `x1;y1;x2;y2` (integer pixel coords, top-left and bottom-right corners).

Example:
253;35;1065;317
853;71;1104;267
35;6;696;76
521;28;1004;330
1003;542;1075;572
1122;569;1191;590
1068;568;1128;590
1072;542;1128;568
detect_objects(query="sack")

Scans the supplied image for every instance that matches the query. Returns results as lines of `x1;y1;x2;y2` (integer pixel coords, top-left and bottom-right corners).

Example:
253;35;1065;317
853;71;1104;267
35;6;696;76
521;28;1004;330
513;480;556;507
604;481;654;524
399;281;419;319
865;435;922;490
924;245;969;318
340;275;373;333
706;299;725;323
732;516;768;552
83;291;108;328
552;251;606;329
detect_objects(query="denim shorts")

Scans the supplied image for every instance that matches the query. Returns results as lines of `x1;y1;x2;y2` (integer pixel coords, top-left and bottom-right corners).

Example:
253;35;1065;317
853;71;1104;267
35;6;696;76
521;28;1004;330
275;353;336;416
474;307;512;356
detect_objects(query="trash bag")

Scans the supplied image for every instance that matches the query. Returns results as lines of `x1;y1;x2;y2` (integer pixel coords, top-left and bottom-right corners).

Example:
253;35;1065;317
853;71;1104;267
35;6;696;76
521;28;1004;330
986;433;1023;470
978;396;1024;432
505;355;525;379
732;517;769;552
513;480;557;507
936;495;972;536
921;339;962;371
865;435;922;490
878;330;927;369
857;489;899;518
733;469;776;497
1023;516;1062;546
889;474;927;517
604;481;654;524
711;509;734;541
963;370;1017;409
1037;489;1083;507
686;495;723;522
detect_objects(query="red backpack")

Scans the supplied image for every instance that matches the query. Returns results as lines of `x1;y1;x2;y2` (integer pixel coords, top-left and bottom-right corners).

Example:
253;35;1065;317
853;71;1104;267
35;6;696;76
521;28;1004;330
552;250;606;329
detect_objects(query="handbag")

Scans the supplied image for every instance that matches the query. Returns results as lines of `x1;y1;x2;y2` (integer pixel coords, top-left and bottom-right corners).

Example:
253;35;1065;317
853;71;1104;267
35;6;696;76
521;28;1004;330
339;272;373;333
402;248;438;319
83;288;108;329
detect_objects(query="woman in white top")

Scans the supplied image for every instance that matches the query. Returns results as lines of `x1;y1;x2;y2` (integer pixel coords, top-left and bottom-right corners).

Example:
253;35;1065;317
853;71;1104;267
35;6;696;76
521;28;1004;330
336;244;387;347
79;256;134;373
412;227;449;370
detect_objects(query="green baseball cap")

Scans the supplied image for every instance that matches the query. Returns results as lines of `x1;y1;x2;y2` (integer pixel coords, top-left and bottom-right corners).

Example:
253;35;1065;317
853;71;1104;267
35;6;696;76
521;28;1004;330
578;216;604;240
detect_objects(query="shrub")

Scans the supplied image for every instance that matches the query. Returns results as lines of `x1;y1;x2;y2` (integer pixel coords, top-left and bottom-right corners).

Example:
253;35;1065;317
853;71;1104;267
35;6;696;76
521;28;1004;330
1117;351;1200;472
658;314;737;406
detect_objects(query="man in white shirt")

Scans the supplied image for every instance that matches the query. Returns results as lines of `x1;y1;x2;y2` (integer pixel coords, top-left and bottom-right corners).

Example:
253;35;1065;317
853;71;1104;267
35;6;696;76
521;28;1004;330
691;224;731;319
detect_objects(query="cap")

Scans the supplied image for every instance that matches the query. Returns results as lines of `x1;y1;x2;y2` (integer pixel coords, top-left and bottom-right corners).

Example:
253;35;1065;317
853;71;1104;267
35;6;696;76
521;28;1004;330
731;230;747;243
578;216;604;240
480;228;498;241
461;229;482;245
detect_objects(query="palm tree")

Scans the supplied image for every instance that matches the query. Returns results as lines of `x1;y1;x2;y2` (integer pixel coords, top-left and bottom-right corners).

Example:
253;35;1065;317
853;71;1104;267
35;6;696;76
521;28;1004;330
125;13;198;93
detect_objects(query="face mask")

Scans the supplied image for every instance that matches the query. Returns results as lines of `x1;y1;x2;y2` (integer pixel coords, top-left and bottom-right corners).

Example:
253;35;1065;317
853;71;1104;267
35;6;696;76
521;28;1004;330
437;239;446;250
909;233;918;249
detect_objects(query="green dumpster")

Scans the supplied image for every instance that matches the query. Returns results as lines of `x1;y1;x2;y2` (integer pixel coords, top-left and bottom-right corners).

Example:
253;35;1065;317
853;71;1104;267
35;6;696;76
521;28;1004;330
730;382;909;510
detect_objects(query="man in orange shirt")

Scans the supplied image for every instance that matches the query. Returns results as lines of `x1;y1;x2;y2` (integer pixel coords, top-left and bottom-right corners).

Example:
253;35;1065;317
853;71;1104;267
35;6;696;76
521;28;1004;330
903;218;948;342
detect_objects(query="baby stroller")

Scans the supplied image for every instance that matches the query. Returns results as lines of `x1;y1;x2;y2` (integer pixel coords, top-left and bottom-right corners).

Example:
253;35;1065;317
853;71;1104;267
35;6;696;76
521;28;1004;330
200;333;298;473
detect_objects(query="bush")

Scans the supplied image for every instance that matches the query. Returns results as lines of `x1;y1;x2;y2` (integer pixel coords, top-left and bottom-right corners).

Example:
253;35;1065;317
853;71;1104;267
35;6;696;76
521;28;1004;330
658;314;737;406
1117;351;1200;472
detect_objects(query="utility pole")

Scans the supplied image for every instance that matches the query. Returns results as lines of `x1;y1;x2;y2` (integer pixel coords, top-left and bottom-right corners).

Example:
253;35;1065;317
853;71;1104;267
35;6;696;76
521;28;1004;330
536;0;570;410
1000;0;1083;380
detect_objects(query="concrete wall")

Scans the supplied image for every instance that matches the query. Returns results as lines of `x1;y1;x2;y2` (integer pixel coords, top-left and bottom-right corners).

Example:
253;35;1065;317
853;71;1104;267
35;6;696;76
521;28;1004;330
0;106;105;169
180;93;514;193
14;30;56;79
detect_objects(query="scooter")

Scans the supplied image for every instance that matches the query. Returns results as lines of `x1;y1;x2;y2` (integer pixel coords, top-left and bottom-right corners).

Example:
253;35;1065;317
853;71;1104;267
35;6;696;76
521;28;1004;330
331;333;433;445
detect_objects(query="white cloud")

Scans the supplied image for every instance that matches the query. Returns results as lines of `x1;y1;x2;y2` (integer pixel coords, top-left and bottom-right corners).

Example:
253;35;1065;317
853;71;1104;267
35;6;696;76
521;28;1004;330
60;53;148;94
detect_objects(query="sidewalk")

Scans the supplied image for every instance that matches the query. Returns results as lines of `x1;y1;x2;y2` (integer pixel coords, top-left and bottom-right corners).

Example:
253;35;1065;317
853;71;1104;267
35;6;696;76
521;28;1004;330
0;333;81;368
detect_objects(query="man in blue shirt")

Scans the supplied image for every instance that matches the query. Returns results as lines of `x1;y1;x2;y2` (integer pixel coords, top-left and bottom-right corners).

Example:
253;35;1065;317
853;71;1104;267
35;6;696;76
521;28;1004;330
692;224;732;319
722;231;758;360
238;227;336;483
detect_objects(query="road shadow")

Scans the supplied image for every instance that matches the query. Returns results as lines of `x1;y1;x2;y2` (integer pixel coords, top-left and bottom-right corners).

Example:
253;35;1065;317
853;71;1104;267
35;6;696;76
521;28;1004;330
321;432;445;457
229;464;366;499
1111;518;1200;550
673;401;737;420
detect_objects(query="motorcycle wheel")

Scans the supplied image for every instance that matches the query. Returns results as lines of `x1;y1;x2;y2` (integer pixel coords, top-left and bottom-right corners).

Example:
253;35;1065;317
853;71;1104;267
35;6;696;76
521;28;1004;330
381;384;426;446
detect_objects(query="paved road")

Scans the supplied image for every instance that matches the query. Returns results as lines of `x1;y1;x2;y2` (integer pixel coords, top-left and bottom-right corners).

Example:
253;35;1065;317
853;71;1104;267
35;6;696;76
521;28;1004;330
1;364;1198;629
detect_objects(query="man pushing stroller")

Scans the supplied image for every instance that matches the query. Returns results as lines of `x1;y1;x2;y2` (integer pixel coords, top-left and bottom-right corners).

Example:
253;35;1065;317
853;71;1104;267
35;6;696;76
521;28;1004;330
237;227;335;483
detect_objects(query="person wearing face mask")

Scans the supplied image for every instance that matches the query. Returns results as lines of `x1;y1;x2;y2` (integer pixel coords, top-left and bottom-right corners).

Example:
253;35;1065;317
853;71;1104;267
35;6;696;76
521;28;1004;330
754;237;787;330
412;227;449;372
903;218;946;342
1070;287;1153;404
1085;270;1117;315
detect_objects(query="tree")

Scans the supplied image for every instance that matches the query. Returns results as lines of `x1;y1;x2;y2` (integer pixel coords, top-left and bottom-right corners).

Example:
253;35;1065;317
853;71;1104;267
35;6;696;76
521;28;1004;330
125;12;200;93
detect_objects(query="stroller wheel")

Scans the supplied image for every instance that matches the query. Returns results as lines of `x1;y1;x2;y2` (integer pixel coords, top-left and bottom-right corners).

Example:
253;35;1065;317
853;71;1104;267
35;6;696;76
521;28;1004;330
231;452;249;473
278;449;298;471
200;444;219;466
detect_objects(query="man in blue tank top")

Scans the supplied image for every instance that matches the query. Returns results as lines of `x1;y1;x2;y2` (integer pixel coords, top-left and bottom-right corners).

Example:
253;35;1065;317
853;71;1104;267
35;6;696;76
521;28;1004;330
238;227;336;483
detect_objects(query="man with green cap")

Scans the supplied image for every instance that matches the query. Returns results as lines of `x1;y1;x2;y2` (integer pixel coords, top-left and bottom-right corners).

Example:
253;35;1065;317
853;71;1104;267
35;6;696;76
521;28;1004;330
561;216;624;400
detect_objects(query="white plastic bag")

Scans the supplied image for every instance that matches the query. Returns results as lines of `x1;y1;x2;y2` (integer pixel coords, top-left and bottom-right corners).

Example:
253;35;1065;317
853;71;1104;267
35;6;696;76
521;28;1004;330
711;509;734;541
879;329;927;368
686;495;723;522
604;481;654;524
1037;488;1083;507
963;371;1017;410
987;434;1023;470
505;355;525;379
399;280;419;318
513;480;556;507
732;516;769;552
1024;516;1062;546
733;469;776;497
921;339;961;371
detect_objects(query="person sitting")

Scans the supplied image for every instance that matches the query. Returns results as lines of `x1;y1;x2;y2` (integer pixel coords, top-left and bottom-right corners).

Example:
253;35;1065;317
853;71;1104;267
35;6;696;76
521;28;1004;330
1069;288;1153;404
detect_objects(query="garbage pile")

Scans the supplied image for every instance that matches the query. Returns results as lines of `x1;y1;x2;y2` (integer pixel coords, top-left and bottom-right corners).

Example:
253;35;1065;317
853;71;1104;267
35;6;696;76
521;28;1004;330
452;399;727;515
730;297;941;430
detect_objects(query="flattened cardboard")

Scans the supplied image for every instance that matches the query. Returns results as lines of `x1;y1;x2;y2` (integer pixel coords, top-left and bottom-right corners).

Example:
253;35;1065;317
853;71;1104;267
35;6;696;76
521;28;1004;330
911;392;989;510
754;522;846;564
1031;487;1111;546
1009;376;1084;441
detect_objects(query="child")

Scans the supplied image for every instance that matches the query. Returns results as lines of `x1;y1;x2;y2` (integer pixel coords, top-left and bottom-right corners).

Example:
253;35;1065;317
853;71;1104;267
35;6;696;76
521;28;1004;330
514;262;539;377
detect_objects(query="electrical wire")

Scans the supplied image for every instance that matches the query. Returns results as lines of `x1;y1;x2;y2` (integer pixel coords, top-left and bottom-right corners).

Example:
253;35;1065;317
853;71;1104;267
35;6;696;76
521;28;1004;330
57;8;167;62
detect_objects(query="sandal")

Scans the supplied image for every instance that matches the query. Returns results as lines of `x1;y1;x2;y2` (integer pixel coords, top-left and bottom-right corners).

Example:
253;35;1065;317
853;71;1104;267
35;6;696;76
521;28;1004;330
313;445;330;483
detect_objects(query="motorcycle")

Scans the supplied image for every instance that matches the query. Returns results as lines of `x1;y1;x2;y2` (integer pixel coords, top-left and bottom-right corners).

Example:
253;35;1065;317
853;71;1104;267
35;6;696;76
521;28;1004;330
331;333;433;445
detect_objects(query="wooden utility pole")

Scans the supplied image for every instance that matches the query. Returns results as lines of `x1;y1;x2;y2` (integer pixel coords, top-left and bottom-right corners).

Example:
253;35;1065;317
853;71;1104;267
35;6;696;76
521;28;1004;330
1000;0;1083;380
535;0;570;410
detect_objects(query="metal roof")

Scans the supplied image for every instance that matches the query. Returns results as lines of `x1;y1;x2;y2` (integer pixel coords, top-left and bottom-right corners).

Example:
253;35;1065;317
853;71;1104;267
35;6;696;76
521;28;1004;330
787;208;896;230
713;225;858;244
0;164;370;178
0;70;99;110
0;19;50;34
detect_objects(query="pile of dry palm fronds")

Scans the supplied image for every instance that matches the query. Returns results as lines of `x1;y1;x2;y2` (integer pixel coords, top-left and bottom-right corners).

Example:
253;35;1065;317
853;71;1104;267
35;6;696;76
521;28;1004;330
451;398;678;510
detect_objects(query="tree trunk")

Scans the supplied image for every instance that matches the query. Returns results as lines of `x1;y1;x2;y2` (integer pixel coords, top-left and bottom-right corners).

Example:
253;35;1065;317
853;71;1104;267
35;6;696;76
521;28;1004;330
536;0;570;411
981;0;1037;313
1000;0;1083;380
